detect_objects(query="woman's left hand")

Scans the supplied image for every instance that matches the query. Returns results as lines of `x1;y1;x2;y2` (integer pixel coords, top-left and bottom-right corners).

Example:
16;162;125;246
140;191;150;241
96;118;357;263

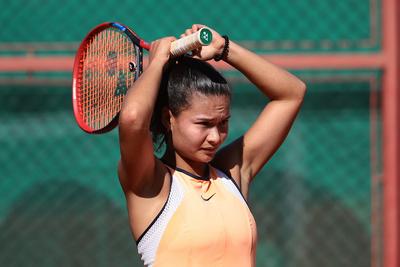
180;24;225;61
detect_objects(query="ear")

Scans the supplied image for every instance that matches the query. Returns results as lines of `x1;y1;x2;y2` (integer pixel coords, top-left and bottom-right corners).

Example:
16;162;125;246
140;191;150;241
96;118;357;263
161;107;172;131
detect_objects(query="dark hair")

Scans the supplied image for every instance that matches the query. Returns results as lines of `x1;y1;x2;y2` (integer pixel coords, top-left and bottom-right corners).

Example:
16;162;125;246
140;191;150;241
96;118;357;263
151;56;231;150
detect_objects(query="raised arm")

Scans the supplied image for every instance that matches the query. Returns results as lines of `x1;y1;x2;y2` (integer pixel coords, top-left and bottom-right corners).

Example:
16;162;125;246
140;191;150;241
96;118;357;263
206;28;306;196
118;37;174;195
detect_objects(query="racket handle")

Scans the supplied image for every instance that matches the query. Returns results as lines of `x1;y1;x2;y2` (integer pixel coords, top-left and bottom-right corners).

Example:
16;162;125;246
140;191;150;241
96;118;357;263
170;27;213;57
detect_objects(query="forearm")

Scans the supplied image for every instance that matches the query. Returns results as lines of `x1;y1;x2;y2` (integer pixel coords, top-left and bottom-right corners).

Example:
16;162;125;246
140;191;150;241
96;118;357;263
225;41;306;101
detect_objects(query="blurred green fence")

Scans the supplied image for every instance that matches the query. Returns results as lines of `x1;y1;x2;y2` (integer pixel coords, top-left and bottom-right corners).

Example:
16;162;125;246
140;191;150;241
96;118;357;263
0;0;380;54
0;0;382;267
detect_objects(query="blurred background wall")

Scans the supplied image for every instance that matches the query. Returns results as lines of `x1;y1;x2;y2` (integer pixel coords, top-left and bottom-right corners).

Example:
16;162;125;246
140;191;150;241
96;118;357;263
1;0;399;266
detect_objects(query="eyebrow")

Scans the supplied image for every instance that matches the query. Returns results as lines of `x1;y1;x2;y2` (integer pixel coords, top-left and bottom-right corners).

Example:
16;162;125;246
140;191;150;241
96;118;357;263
194;115;231;121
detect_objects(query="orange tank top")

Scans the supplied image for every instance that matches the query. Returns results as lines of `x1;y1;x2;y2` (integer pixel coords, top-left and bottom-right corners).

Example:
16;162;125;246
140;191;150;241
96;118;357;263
136;165;257;267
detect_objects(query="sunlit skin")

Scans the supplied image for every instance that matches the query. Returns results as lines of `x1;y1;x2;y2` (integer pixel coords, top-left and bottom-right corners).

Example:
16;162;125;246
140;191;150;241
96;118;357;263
163;92;231;177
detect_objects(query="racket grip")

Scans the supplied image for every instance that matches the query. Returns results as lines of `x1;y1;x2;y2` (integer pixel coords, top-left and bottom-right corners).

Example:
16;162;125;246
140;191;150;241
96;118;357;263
170;27;213;57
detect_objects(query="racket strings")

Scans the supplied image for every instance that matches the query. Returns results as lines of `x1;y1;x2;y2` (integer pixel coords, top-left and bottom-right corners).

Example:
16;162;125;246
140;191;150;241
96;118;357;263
78;28;137;131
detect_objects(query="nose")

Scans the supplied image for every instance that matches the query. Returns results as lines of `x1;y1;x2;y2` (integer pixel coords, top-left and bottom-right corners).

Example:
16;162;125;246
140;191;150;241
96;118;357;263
207;127;221;146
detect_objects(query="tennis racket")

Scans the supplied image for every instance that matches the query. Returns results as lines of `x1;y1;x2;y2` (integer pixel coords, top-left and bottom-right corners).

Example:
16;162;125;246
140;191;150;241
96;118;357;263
72;22;212;134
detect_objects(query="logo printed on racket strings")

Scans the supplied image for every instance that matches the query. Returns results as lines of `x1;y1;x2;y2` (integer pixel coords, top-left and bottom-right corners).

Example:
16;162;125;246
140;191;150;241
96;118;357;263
105;51;130;96
114;70;128;96
107;51;118;76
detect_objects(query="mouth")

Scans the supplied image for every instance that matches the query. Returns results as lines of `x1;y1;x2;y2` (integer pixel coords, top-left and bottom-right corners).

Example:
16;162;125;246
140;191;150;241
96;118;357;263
202;147;217;154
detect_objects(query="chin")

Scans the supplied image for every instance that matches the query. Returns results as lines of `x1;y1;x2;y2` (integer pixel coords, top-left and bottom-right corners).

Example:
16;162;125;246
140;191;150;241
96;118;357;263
185;150;216;164
188;154;212;164
203;158;213;163
201;153;215;163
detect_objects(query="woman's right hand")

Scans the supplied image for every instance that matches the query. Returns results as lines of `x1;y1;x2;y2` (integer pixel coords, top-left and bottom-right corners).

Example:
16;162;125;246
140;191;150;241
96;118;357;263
148;37;176;67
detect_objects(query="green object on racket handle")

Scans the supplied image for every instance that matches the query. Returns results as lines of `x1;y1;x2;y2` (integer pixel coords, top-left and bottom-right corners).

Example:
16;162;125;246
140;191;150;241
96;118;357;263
170;27;213;57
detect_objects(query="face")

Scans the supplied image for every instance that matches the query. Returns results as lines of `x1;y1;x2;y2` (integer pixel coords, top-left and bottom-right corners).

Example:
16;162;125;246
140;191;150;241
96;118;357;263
169;92;231;164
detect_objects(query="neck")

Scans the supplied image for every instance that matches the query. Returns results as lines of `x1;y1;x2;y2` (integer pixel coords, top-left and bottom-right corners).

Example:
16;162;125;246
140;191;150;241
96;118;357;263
162;147;209;178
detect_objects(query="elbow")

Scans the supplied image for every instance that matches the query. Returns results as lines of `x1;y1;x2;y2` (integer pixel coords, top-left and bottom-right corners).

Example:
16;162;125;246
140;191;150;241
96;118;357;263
290;80;307;102
296;80;307;100
119;107;148;130
119;107;139;125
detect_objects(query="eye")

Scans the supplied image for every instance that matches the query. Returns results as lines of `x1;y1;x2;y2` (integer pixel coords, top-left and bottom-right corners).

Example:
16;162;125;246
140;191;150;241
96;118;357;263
196;121;212;128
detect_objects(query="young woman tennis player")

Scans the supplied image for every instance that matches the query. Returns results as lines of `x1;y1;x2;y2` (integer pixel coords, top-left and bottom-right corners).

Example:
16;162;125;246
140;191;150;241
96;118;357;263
118;24;306;266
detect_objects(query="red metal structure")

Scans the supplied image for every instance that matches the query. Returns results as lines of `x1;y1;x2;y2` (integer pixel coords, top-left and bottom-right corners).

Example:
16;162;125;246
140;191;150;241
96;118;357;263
382;0;400;267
